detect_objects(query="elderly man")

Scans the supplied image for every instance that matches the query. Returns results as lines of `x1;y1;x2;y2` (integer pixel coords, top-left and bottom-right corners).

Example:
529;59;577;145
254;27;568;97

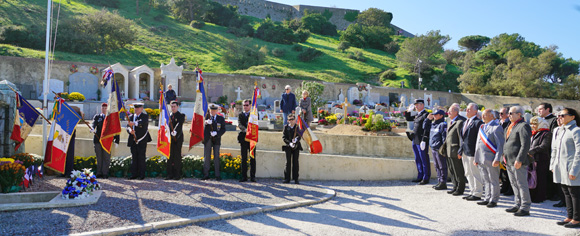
474;109;505;208
458;103;484;201
504;106;533;216
499;107;511;129
440;103;467;195
498;107;514;196
410;99;431;184
280;85;296;125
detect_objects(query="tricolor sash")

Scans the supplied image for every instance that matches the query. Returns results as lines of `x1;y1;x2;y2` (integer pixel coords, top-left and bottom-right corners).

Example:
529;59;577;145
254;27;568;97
478;124;497;154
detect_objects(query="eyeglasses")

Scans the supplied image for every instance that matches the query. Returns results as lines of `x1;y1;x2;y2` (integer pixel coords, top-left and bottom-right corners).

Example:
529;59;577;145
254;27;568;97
288;119;295;121
285;89;290;90
243;104;250;106
508;112;519;115
499;112;504;115
558;114;572;118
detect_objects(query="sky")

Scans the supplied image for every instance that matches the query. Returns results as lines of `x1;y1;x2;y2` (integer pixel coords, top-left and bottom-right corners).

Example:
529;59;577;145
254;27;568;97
269;0;580;60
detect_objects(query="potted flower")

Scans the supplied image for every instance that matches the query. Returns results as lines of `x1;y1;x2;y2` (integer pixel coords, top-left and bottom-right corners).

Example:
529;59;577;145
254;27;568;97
61;168;101;199
0;158;26;193
68;92;85;102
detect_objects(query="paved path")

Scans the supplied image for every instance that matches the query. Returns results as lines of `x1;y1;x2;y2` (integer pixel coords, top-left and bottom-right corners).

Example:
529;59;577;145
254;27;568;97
140;180;577;236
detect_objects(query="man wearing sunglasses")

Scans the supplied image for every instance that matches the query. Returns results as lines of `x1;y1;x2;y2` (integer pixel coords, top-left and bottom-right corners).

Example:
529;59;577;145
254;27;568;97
238;99;256;182
280;85;296;125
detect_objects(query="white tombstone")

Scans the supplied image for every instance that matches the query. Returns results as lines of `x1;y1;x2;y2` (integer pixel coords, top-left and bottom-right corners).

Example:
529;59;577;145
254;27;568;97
39;79;64;100
273;100;281;112
337;88;345;102
130;65;154;100
334;108;344;115
554;105;564;113
367;93;380;105
160;58;184;96
359;105;370;115
524;113;533;123
235;86;243;101
347;87;359;103
424;93;433;108
409;93;415;104
101;63;129;102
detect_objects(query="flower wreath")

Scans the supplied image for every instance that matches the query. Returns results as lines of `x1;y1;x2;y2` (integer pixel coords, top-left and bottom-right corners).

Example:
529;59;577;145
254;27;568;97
262;84;267;89
89;66;98;74
70;64;78;73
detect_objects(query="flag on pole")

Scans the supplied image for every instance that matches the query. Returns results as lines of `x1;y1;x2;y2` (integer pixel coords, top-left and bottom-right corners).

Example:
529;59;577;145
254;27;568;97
10;92;41;151
44;99;81;174
157;84;171;158
297;114;323;154
245;83;260;158
189;69;208;150
99;69;124;154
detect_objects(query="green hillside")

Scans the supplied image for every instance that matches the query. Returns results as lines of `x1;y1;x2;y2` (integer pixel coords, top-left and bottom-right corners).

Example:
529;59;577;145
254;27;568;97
0;0;416;87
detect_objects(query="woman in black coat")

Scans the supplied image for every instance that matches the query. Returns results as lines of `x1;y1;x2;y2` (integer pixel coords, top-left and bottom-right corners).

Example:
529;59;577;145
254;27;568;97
528;117;552;203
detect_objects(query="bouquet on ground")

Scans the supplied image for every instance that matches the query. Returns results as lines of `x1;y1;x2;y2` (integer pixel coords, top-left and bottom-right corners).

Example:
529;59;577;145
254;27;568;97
61;168;101;199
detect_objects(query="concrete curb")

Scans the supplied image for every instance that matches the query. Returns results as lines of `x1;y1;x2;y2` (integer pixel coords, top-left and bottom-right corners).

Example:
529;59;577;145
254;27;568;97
71;185;336;236
0;191;102;212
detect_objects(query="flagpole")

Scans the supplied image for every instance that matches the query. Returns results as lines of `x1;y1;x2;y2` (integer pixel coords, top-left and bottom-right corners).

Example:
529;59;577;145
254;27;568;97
42;0;53;156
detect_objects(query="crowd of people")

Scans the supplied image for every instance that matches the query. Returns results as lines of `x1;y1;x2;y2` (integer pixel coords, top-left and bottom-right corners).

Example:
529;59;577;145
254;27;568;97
408;100;580;228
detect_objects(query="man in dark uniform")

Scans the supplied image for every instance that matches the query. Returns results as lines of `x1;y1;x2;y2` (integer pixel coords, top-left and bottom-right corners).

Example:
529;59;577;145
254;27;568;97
238;99;256;182
202;104;226;181
166;101;185;180
537;102;564;206
410;99;431;185
282;114;302;184
91;103;119;179
127;103;152;180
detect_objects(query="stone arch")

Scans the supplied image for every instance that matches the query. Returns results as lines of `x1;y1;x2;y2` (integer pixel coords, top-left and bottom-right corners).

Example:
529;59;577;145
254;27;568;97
101;63;129;102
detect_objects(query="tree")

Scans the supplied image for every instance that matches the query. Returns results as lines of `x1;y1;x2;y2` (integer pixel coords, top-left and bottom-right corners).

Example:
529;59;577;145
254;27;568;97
300;13;337;36
339;23;392;49
221;38;265;70
255;19;298;44
557;75;580;100
396;30;450;73
458;35;490;52
167;0;208;23
357;8;393;27
337;41;350;52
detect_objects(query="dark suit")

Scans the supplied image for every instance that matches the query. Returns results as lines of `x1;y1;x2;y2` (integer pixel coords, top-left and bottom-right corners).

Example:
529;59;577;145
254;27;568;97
459;116;485;197
412;110;431;181
283;124;302;182
499;118;513;194
544;114;558;132
127;112;152;179
440;115;467;193
92;113;119;177
238;112;256;181
503;118;532;211
167;111;185;179
203;114;226;178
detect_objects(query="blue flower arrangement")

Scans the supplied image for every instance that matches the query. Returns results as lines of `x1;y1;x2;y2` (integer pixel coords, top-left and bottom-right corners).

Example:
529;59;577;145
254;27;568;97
61;168;101;199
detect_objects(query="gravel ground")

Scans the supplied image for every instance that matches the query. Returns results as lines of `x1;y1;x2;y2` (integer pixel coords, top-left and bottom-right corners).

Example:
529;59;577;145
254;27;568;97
0;177;327;235
140;180;578;236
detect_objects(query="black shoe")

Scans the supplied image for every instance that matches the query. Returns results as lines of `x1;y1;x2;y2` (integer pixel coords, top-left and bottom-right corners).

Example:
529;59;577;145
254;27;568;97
295;180;300;184
174;177;181;180
462;195;472;199
466;196;482;201
201;177;210;180
565;222;580;228
283;180;290;183
418;180;429;185
239;178;247;182
477;201;489;205
506;207;519;213
487;202;497;208
138;177;145;180
433;183;441;189
554;201;566;207
452;191;464;196
447;189;457;194
514;210;530;216
165;176;173;180
412;178;422;183
250;178;256;182
129;176;138;180
557;220;571;226
434;184;447;190
216;177;222;181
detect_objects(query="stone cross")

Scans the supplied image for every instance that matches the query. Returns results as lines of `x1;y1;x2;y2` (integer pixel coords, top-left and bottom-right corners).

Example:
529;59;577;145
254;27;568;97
235;86;243;101
341;97;350;125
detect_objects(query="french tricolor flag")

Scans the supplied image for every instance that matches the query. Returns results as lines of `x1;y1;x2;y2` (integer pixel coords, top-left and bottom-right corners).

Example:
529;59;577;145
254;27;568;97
189;69;208;150
297;114;323;154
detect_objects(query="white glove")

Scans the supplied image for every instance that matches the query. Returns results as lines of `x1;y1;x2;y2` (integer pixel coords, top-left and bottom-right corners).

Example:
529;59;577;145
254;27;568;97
292;137;298;143
206;119;213;125
114;143;118;148
290;142;295;148
171;130;177;137
89;128;95;133
127;127;133;133
211;131;217;137
420;141;426;151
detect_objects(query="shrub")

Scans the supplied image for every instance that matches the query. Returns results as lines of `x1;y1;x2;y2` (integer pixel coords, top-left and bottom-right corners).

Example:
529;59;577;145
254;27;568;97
190;20;205;29
344;10;359;22
347;51;365;62
227;24;254;37
0;25;44;50
337;41;350;52
221;38;265;70
294;29;311;43
384;41;400;54
203;2;238;27
380;70;397;83
68;92;86;101
283;19;302;31
259;46;269;56
298;47;323;62
272;48;286;57
292;44;303;52
300;13;337;36
255;19;298;44
84;0;120;8
340;23;393;50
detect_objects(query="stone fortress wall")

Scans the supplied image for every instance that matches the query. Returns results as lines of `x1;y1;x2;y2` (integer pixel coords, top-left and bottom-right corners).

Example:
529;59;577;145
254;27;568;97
213;0;415;37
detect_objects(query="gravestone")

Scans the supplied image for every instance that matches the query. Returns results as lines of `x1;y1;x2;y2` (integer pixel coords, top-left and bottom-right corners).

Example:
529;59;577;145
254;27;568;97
69;73;99;100
13;83;35;100
432;100;440;109
160;58;184;96
399;94;407;108
439;97;447;106
424;93;433;108
206;82;223;102
389;93;399;106
180;102;195;120
347;87;360;103
368;93;381;105
337;88;345;102
380;96;389;105
524;113;533;123
274;100;280;112
38;79;64;101
334;108;344;115
409;93;415;104
554;105;564;112
235;87;243;101
359;105;370;115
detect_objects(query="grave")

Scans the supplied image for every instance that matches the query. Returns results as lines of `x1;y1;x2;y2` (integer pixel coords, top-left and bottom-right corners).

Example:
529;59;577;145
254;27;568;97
68;73;99;100
347;87;360;104
206;82;224;102
38;79;64;101
424;93;433;108
337;88;345;102
160;58;184;97
235;87;243;101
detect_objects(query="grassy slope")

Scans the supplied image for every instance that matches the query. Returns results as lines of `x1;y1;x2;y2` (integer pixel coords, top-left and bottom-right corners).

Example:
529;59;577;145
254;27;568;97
0;0;422;87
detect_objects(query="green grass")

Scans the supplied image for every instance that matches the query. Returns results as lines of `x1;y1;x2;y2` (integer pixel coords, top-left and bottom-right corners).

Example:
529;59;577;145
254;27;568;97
0;0;415;87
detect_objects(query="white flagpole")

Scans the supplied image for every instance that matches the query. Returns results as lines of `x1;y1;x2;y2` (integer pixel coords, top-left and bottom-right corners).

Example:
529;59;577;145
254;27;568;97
42;0;52;156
